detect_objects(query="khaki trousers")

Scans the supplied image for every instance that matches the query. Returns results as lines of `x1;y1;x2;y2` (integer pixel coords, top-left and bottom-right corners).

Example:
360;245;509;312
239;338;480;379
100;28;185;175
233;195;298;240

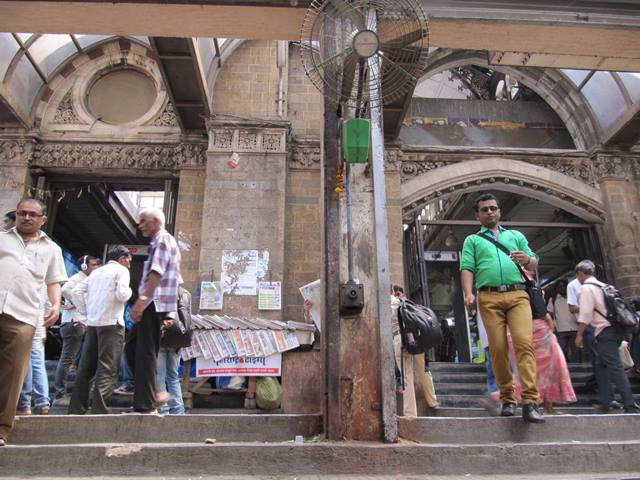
394;335;417;416
0;314;35;441
478;290;539;405
415;354;438;408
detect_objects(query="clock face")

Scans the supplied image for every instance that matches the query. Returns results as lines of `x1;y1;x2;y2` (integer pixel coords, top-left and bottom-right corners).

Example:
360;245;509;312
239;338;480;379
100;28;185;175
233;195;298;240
352;30;379;58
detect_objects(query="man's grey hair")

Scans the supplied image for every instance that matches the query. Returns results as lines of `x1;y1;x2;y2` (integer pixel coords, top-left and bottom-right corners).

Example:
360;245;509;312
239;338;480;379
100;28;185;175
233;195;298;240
575;259;596;276
138;206;165;228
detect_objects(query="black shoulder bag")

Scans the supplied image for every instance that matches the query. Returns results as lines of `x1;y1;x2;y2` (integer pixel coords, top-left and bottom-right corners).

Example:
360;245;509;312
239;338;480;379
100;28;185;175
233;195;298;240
475;233;548;318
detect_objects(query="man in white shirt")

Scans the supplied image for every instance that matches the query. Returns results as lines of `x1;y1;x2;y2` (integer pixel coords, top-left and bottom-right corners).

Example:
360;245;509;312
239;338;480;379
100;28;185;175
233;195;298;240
69;246;132;414
574;259;639;413
0;198;67;446
53;255;101;399
548;279;580;362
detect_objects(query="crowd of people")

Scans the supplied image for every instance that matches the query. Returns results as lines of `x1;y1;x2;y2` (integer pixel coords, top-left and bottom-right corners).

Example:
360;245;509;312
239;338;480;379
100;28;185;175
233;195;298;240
0;200;183;447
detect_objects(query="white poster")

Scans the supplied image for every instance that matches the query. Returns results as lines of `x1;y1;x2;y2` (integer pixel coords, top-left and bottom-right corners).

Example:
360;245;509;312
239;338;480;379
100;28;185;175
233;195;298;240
221;250;258;295
199;281;223;310
258;281;282;310
196;354;282;377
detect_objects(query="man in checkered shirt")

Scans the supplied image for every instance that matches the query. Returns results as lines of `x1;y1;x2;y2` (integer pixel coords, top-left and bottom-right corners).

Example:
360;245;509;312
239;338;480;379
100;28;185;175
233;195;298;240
126;206;182;413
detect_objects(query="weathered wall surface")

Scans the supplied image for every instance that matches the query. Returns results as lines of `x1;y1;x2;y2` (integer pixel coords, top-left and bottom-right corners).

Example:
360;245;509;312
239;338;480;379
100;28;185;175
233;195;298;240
212;40;280;120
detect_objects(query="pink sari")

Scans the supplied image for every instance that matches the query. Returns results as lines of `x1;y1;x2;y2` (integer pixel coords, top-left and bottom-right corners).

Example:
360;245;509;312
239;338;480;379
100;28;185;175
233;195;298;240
509;318;577;404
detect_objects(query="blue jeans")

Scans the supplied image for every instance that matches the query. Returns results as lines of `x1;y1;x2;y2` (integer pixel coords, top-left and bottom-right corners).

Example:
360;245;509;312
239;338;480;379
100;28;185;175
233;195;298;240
19;339;50;410
484;347;498;393
595;327;636;407
119;344;134;390
156;348;185;414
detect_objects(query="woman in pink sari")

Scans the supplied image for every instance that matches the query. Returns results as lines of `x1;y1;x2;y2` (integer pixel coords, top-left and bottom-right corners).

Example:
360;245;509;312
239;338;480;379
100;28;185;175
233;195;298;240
508;279;577;413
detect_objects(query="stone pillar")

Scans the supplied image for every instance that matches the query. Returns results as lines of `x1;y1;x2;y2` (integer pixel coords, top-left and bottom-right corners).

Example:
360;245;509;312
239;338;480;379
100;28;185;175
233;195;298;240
0;139;33;213
200;122;288;318
595;152;640;299
174;145;207;297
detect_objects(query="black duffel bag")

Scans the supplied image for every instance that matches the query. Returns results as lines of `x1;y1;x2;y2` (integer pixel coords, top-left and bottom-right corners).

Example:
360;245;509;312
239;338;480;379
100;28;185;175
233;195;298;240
160;287;193;349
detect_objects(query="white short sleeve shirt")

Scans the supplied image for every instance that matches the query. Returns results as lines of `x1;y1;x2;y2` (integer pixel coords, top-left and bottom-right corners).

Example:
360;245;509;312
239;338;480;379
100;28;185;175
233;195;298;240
0;228;68;326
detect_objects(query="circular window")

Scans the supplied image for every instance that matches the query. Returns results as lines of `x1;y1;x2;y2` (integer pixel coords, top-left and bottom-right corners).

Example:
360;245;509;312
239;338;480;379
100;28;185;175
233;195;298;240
87;69;157;124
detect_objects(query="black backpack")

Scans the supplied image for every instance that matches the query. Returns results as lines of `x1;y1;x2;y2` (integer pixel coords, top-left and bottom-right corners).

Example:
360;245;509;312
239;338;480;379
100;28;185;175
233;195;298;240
398;299;442;355
591;282;639;335
160;287;193;349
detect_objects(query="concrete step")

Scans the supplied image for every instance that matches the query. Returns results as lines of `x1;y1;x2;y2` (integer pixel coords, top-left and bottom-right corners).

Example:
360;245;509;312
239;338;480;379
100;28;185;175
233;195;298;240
434;394;614;409
431;370;621;384
3;439;640;476
427;405;609;417
9;413;322;445
398;414;640;444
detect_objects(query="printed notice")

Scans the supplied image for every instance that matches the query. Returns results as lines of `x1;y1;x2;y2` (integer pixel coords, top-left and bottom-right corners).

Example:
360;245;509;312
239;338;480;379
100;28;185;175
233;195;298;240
258;281;281;310
196;354;282;377
199;281;223;310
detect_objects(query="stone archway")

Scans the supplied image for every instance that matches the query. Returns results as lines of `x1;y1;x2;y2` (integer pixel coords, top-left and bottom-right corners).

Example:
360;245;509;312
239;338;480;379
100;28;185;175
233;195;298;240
401;157;604;223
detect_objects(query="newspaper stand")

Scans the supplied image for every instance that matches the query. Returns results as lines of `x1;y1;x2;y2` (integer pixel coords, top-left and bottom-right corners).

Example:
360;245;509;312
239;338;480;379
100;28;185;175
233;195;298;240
179;314;314;410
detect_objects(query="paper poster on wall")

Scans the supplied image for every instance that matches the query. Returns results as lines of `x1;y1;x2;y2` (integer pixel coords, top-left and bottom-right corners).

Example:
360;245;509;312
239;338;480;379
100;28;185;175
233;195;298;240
196;354;282;377
221;250;258;295
258;281;281;310
256;250;270;280
199;281;223;310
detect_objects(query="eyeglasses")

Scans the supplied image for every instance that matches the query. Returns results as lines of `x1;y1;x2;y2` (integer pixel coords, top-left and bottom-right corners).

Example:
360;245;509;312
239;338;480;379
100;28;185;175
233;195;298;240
16;210;45;218
479;206;499;213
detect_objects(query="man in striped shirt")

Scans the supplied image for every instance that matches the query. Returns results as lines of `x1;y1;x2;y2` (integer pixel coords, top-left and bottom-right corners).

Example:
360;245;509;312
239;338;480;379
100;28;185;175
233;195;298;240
126;207;182;413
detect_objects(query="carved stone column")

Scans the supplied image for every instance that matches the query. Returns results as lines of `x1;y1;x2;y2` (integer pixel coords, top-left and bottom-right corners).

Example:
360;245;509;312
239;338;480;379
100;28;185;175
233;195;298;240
594;152;640;299
201;121;289;319
0;139;35;213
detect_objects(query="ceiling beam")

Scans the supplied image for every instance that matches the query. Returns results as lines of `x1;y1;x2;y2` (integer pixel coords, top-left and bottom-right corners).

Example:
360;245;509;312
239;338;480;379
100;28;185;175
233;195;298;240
2;1;640;65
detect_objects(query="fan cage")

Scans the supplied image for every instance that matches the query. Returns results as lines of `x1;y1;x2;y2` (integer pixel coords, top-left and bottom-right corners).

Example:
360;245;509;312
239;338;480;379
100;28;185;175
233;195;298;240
300;0;430;108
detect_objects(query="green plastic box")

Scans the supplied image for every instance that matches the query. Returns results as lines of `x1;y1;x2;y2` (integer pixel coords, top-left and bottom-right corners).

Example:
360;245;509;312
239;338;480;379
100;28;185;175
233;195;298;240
342;118;370;163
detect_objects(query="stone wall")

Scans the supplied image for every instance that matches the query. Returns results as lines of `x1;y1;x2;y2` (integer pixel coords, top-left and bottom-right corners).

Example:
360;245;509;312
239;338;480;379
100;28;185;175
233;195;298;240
287;45;322;138
597;153;640;299
174;166;206;298
212;40;280;120
0;140;33;214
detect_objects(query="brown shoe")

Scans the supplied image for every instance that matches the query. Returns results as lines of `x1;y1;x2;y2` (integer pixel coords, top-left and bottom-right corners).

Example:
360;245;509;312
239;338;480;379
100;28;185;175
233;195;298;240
16;409;31;416
34;406;49;415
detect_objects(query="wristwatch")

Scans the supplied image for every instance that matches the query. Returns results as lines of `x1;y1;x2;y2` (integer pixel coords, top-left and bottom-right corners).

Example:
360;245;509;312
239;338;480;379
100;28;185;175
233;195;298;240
138;295;149;301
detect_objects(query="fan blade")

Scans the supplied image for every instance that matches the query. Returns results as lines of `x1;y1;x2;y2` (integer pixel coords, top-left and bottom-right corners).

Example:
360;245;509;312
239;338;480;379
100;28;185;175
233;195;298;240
380;28;428;50
378;52;415;81
340;51;359;103
315;47;352;69
329;0;365;31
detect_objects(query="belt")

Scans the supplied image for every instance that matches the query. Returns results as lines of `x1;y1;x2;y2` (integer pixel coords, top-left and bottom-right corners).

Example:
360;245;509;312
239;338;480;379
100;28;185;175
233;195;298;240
478;284;527;293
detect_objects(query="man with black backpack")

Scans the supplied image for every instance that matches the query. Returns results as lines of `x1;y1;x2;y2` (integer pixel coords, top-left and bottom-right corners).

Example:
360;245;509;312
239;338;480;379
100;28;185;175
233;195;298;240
574;259;640;413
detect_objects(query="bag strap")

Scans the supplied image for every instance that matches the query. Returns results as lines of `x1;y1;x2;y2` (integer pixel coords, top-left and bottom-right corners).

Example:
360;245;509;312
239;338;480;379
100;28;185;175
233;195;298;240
475;232;534;287
583;280;609;321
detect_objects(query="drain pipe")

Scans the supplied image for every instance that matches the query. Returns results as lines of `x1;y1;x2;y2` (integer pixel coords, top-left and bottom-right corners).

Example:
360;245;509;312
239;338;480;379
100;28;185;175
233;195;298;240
276;41;287;118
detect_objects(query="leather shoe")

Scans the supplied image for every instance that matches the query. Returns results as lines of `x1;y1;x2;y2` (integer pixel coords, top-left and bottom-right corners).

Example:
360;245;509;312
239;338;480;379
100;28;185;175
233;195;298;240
522;403;545;423
623;403;640;414
500;402;517;417
607;400;623;410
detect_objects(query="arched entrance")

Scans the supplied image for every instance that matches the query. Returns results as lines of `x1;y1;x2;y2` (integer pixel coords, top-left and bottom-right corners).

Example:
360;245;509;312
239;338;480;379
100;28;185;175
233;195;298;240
400;157;606;362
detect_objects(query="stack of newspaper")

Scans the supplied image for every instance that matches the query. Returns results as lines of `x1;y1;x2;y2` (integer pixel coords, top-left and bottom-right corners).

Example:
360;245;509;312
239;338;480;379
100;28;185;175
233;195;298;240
181;314;315;362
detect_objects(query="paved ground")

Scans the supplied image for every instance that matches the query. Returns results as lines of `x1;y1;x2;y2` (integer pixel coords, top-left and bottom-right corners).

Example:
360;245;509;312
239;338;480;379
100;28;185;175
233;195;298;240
3;475;640;480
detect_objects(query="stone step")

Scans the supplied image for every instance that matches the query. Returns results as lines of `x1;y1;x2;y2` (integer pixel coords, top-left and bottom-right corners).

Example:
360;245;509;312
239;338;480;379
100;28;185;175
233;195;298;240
433;383;640;397
434;394;615;409
398;414;640;444
431;371;614;384
429;362;596;373
9;413;322;445
3;439;639;476
426;405;609;417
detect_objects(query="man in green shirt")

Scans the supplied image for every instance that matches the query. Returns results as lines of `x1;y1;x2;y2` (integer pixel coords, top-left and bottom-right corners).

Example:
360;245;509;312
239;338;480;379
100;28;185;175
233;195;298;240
460;193;544;423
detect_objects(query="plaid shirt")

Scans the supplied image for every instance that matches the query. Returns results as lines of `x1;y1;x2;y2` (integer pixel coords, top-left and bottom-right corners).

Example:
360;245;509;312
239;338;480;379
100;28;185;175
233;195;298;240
139;229;182;314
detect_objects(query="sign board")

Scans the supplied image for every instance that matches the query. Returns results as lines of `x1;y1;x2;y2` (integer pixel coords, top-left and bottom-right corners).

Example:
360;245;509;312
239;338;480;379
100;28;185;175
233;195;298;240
196;354;282;377
424;251;458;262
123;245;150;256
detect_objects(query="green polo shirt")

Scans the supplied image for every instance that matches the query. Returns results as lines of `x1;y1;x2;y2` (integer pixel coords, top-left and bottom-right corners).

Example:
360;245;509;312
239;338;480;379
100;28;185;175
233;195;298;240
460;226;537;288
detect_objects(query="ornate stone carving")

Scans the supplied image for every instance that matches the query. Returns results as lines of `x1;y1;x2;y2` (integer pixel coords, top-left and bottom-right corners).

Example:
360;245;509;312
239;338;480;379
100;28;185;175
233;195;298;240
290;141;321;170
384;148;402;171
0;140;34;164
208;126;288;154
593;154;632;179
237;131;258;151
263;132;282;152
52;92;84;124
211;130;234;150
151;101;178;127
32;142;206;170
